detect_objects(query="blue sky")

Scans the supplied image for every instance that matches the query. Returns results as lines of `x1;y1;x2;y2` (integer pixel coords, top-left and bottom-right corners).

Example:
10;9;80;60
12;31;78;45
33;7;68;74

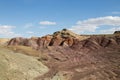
0;0;120;38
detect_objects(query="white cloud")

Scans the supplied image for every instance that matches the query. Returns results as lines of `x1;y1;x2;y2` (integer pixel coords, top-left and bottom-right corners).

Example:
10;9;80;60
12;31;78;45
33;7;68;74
100;27;120;34
70;16;120;34
26;31;34;34
112;11;120;14
0;25;15;35
0;25;21;37
39;21;56;25
24;23;33;28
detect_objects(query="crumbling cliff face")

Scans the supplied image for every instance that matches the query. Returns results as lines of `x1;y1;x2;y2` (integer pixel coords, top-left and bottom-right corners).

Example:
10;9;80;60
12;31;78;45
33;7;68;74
7;29;120;80
8;29;89;49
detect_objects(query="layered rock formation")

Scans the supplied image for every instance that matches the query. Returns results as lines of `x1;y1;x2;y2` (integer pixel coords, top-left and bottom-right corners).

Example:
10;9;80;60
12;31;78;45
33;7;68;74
8;29;89;49
8;29;120;51
71;35;120;51
7;29;120;80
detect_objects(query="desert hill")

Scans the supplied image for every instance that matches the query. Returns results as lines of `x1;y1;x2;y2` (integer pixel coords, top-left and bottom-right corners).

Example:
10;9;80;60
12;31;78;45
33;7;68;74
0;46;48;80
0;38;10;45
8;29;89;49
1;29;120;80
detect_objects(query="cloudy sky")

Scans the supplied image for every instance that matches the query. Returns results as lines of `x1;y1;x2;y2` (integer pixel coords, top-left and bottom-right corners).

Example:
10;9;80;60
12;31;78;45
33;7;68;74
0;0;120;38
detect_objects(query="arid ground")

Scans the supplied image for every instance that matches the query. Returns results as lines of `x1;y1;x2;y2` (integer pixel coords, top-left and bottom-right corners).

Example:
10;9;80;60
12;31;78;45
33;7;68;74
0;29;120;80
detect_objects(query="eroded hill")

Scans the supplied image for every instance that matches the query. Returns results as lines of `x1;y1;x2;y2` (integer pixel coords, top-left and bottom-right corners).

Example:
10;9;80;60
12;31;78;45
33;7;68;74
4;29;120;80
0;46;48;80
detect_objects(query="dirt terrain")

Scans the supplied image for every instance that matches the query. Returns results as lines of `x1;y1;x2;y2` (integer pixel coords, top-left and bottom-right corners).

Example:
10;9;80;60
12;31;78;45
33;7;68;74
2;29;120;80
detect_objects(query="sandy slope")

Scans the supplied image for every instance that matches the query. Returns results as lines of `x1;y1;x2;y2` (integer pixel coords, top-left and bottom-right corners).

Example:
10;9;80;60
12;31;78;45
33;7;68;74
0;38;10;45
0;46;49;80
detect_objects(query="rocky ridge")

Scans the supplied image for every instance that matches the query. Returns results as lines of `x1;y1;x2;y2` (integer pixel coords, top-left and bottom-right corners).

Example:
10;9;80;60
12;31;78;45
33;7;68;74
7;29;120;80
8;29;89;49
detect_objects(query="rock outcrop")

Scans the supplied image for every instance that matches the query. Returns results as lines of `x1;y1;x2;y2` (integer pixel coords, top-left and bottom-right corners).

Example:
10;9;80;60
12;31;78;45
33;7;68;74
114;31;120;34
35;31;120;80
7;30;120;80
71;35;120;51
8;29;89;49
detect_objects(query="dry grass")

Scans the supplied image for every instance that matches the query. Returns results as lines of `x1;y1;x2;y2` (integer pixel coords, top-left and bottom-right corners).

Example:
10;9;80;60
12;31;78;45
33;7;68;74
6;45;40;56
6;45;50;63
0;46;49;80
0;38;10;45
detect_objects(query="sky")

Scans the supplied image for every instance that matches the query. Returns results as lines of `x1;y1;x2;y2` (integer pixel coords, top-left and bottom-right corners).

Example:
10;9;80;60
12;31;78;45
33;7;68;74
0;0;120;38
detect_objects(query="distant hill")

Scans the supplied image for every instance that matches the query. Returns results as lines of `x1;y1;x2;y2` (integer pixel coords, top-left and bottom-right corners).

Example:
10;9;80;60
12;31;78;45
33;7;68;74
0;38;10;45
114;31;120;35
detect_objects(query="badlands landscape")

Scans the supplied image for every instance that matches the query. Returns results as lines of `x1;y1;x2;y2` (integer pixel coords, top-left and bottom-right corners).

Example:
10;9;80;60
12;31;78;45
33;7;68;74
0;29;120;80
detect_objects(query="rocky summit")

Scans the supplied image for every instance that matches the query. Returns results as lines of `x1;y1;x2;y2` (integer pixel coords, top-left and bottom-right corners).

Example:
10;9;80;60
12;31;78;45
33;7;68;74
8;29;89;49
1;29;120;80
